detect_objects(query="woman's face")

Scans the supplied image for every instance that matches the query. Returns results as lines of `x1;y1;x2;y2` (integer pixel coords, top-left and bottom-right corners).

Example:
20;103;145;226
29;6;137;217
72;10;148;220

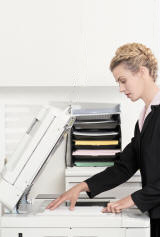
112;63;145;101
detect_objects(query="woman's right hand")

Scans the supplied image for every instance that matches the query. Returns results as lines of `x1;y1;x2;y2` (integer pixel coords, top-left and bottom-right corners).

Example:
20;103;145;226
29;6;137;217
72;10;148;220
46;182;90;211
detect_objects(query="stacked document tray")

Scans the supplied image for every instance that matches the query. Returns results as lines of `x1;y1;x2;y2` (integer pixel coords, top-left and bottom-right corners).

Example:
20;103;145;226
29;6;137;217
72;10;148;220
70;104;121;167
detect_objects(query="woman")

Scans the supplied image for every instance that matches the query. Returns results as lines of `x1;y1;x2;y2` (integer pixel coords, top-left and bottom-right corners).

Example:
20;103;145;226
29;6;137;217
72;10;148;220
47;43;160;237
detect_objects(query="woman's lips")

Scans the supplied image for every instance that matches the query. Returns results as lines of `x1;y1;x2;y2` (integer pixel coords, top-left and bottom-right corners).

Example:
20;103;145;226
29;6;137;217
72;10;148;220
126;93;131;97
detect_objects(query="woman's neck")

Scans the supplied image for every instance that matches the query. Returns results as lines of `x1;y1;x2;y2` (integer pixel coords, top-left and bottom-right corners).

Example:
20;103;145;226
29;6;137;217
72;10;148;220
141;83;160;110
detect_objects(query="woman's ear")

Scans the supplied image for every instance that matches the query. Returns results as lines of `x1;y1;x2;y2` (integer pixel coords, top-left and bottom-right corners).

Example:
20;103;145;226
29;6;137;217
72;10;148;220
139;66;149;78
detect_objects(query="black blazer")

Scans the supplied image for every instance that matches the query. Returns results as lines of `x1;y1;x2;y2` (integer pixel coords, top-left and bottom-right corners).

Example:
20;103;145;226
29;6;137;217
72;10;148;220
85;104;160;219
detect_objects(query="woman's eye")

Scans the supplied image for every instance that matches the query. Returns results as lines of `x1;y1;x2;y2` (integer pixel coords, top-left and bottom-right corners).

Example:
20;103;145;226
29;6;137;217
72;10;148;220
121;81;125;84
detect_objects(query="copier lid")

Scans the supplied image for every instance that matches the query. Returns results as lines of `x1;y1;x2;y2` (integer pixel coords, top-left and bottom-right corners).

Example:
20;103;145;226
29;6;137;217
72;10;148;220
0;106;75;210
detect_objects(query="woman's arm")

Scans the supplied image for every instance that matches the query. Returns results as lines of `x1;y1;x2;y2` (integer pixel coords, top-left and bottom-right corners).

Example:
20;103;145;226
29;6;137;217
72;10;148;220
84;122;139;198
131;180;160;213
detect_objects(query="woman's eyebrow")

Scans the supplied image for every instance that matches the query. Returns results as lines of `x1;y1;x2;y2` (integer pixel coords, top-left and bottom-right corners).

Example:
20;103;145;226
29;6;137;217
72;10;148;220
116;77;121;82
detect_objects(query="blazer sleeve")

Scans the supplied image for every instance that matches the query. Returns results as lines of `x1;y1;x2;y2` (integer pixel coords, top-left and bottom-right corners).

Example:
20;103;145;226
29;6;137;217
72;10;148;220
130;114;160;213
84;122;139;198
131;181;160;213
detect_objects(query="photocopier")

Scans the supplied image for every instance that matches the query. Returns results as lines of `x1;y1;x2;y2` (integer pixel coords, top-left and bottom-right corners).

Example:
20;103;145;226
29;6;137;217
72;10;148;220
0;104;150;237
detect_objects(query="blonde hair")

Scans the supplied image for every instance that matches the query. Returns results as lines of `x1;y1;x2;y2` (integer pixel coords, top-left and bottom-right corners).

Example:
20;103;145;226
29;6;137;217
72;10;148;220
110;43;158;82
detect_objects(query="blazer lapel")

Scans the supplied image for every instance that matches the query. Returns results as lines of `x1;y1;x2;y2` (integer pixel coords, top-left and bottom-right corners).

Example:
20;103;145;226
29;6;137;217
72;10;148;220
140;106;155;138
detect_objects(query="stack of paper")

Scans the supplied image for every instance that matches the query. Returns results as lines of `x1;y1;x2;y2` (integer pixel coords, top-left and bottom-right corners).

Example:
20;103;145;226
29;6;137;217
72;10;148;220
72;149;120;156
74;140;119;146
71;105;121;167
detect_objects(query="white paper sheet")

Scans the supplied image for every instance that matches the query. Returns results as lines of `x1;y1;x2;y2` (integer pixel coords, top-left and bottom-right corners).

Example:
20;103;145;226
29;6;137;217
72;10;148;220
36;206;117;216
72;149;120;156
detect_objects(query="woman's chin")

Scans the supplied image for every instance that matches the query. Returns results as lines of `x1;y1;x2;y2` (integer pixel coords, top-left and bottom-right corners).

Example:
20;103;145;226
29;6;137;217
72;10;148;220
130;96;138;102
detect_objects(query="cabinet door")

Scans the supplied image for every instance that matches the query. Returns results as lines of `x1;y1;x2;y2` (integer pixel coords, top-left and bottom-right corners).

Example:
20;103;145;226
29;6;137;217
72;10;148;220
0;0;85;86
126;228;150;237
71;228;124;237
83;0;159;86
1;228;70;237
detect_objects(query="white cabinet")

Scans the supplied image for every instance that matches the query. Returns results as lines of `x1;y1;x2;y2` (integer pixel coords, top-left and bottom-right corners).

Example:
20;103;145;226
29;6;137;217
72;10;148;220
83;0;159;86
1;228;125;237
71;228;124;237
0;0;85;86
1;227;150;237
0;207;150;237
125;228;150;237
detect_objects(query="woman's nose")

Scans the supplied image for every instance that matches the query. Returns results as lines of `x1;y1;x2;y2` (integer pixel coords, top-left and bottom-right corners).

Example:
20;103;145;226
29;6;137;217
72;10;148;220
119;84;125;93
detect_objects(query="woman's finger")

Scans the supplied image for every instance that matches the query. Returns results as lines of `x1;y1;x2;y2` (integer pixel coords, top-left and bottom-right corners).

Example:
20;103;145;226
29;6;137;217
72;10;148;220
46;197;61;209
101;207;107;213
48;196;66;210
110;205;116;213
106;203;112;212
102;206;121;213
110;203;119;213
114;206;121;213
49;197;66;210
69;198;77;210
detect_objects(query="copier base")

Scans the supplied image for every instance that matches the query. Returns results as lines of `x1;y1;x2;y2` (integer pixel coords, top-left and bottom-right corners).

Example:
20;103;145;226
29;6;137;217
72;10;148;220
0;200;150;237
